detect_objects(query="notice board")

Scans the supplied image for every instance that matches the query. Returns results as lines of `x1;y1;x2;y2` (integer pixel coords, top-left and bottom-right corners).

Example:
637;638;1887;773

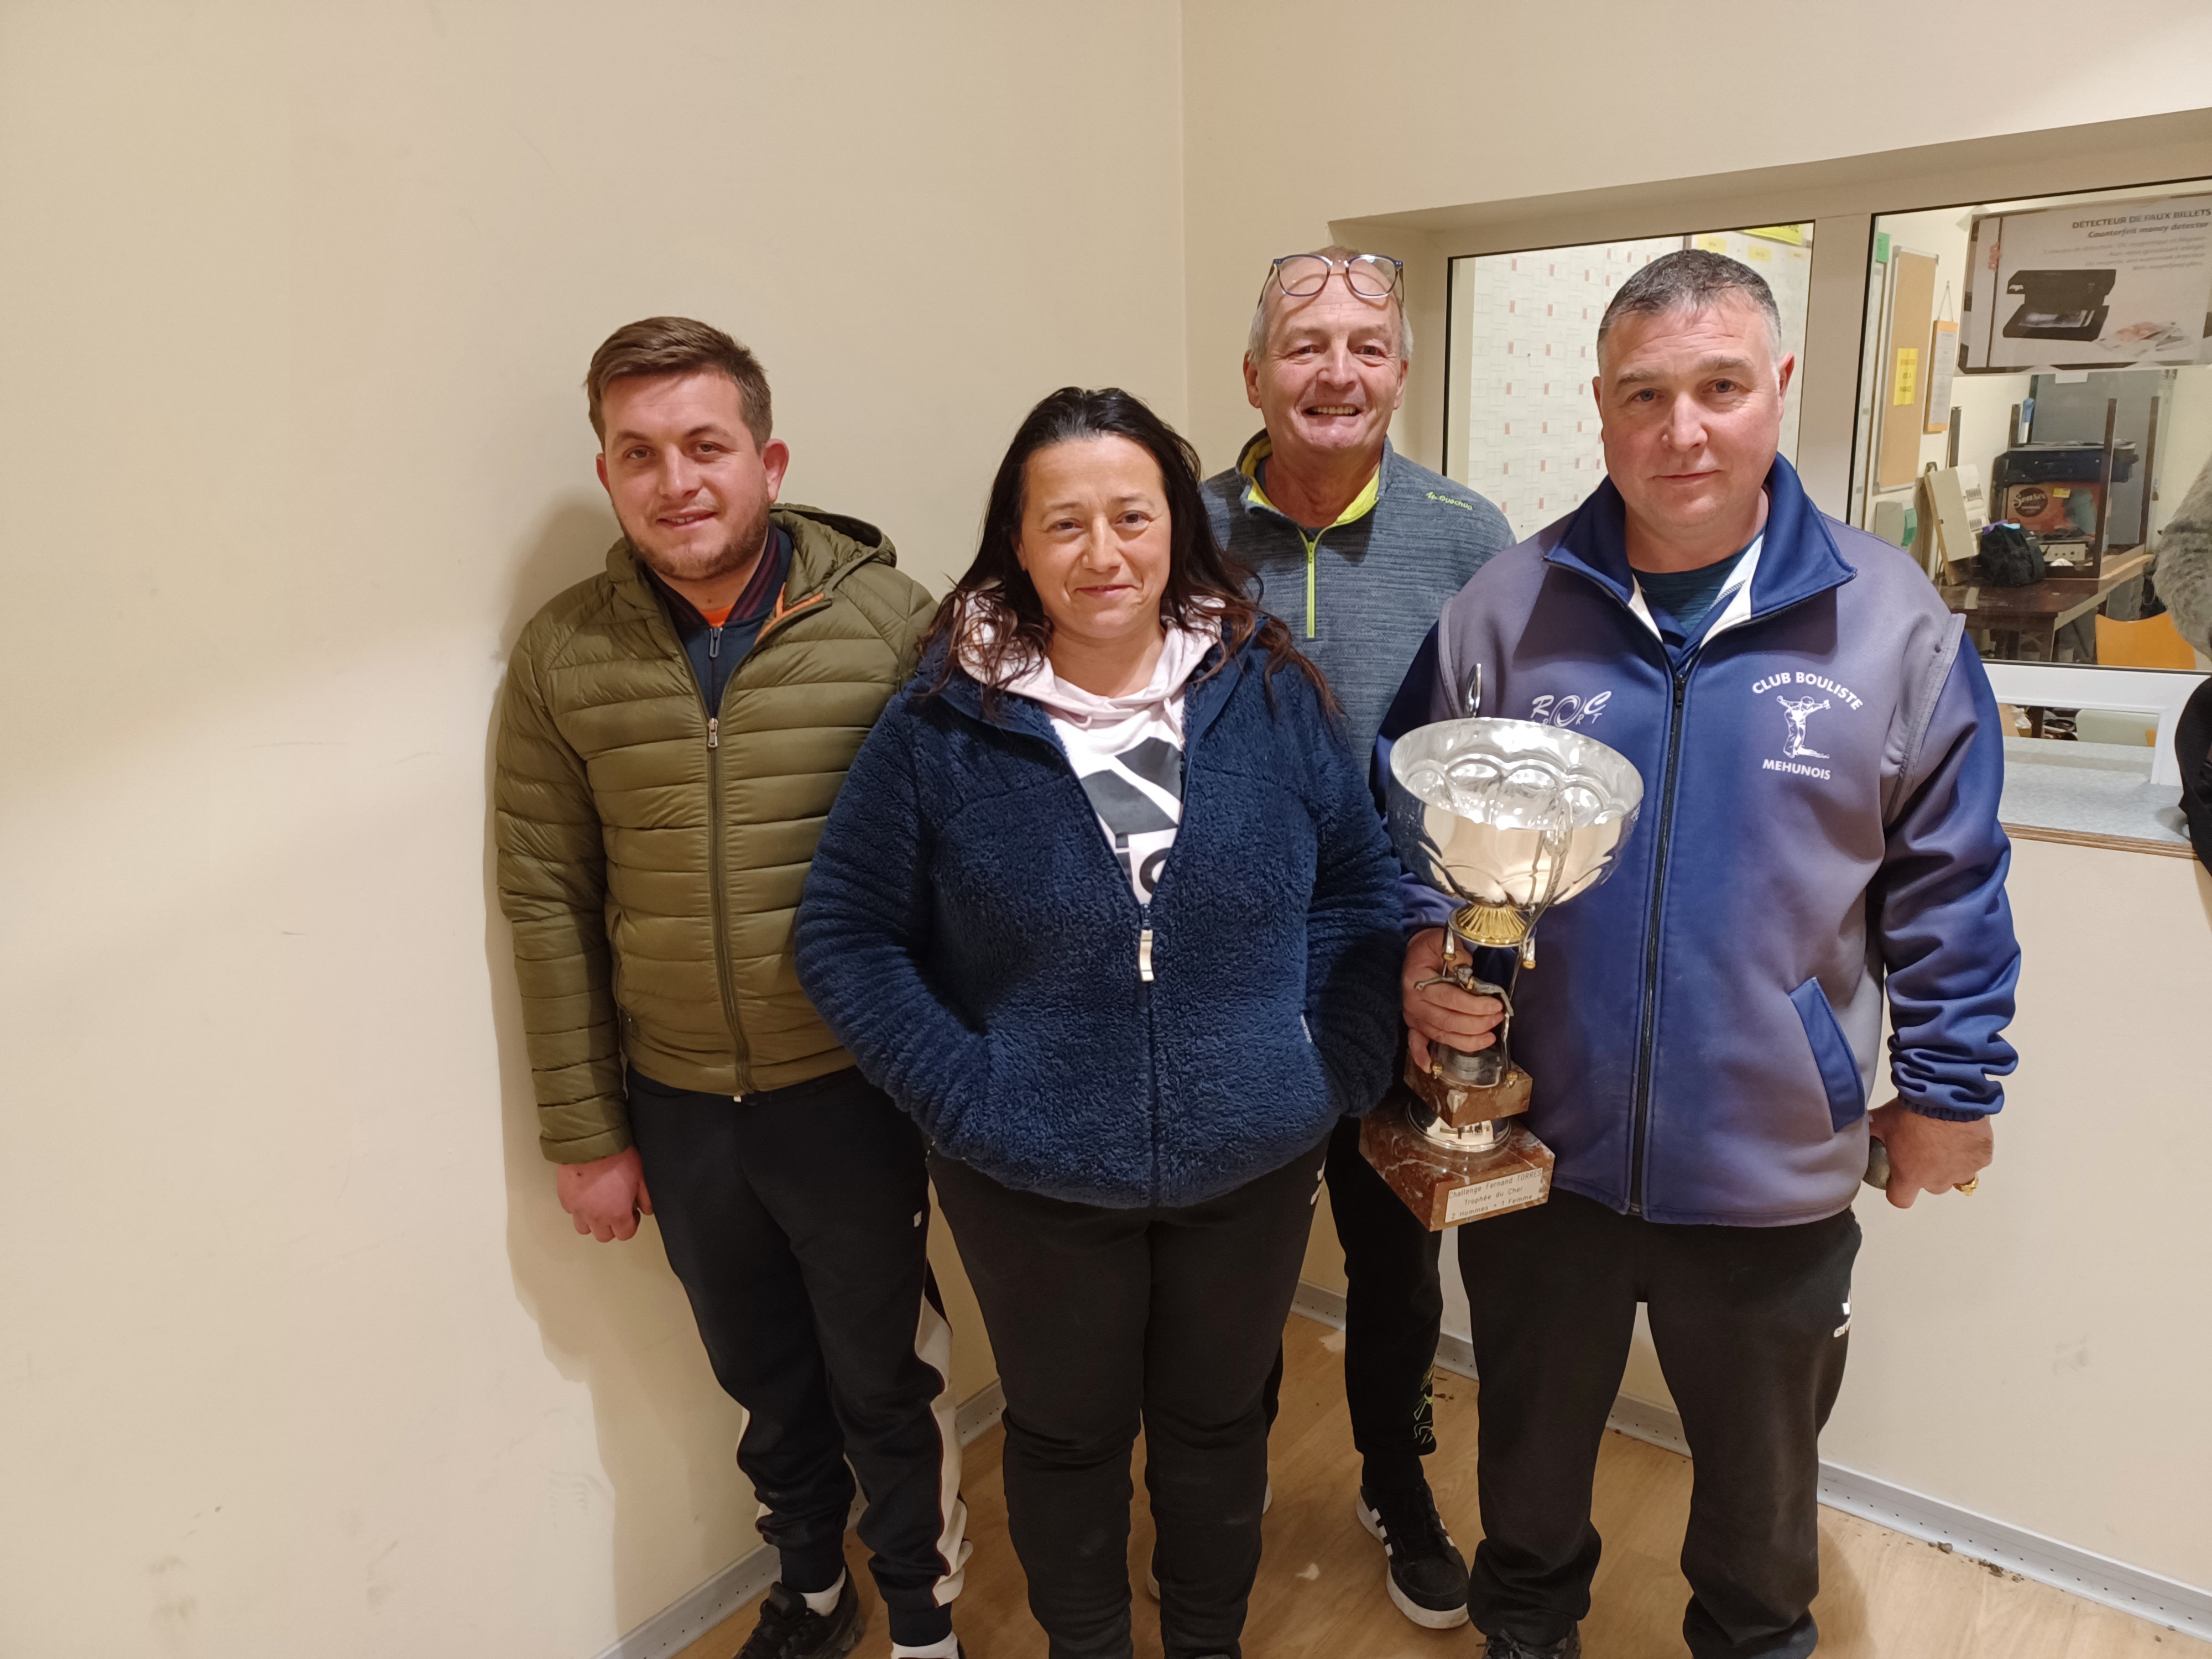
1878;251;1938;489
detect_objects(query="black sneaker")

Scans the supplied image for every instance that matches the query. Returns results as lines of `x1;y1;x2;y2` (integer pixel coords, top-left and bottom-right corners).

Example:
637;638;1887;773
735;1578;864;1659
1481;1629;1581;1658
1355;1483;1470;1629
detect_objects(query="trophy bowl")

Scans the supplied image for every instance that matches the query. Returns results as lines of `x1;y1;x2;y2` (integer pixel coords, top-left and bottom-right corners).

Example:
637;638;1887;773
1386;718;1644;932
1363;717;1645;1228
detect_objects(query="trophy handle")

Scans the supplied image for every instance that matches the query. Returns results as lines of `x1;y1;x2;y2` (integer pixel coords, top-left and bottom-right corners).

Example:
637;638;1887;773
1412;964;1516;1084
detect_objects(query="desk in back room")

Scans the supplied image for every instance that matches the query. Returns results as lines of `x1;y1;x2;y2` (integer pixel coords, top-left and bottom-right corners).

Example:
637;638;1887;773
1936;549;2153;664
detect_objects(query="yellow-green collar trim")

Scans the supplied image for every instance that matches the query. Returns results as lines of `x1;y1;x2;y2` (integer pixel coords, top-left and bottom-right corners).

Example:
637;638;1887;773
1238;432;1383;529
1237;432;1384;639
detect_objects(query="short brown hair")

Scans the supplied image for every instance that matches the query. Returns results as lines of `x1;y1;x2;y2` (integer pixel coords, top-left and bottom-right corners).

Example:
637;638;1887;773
584;316;773;446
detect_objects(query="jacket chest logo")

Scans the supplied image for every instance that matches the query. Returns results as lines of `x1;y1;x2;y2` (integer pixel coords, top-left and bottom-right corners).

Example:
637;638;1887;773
1526;689;1613;728
1750;672;1863;781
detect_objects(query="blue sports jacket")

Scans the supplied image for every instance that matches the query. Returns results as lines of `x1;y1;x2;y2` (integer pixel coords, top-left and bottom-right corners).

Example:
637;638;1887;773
1385;457;2020;1226
795;634;1405;1209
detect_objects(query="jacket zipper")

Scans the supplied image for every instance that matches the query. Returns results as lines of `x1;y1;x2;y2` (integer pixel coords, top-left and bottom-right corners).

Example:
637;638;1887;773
1302;531;1321;639
697;582;834;1081
703;703;745;1075
707;578;853;1079
1627;669;1688;1216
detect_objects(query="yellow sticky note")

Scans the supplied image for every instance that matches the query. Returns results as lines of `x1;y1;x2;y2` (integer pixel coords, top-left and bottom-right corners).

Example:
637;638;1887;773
1892;347;1919;406
1745;244;1772;262
1696;234;1728;254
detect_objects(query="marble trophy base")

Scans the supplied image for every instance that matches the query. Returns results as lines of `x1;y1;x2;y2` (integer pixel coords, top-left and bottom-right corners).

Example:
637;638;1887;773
1404;1047;1532;1129
1360;1102;1555;1231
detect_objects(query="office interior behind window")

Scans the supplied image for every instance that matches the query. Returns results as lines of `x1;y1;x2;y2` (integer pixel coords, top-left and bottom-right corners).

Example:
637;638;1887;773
1848;179;2212;743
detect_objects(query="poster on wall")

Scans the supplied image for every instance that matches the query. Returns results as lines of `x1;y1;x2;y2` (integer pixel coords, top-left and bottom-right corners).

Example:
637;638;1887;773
1960;191;2212;371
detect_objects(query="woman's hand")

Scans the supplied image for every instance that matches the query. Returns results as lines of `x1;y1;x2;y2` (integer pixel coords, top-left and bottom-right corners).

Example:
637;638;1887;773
1401;927;1506;1072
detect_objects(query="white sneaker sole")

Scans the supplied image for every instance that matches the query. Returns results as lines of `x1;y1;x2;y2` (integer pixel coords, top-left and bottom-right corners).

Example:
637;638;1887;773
1355;1494;1472;1630
1142;1478;1272;1601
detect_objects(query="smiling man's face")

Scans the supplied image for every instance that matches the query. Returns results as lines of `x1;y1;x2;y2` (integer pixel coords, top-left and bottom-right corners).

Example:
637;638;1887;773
1594;295;1794;562
594;370;790;593
1244;277;1407;475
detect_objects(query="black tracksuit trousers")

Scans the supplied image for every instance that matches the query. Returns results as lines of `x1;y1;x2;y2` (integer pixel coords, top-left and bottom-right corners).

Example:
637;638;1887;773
1261;1104;1446;1494
1458;1190;1860;1658
930;1137;1331;1659
628;1066;966;1650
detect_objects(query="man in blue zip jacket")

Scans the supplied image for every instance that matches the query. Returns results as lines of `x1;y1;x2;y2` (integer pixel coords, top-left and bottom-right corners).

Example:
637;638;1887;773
1389;251;2018;1659
1199;245;1514;1630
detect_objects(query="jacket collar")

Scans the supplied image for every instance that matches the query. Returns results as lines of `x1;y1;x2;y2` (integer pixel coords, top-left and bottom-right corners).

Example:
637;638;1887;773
1234;430;1390;531
1544;455;1854;624
605;503;896;627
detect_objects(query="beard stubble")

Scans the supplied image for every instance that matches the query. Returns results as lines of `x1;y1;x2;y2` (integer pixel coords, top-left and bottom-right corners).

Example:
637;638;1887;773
624;499;774;589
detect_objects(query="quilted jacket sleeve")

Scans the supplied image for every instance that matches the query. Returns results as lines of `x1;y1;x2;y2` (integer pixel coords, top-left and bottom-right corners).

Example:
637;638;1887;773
794;694;990;1142
1297;676;1410;1119
494;627;629;1162
1874;641;2021;1119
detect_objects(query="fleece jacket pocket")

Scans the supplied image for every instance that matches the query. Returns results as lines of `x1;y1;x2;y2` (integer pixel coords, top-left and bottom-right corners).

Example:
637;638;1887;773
1788;977;1866;1133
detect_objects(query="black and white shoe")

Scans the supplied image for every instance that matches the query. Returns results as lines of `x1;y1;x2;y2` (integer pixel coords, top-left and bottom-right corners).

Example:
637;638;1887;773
1356;1484;1471;1629
1480;1628;1581;1658
735;1577;864;1659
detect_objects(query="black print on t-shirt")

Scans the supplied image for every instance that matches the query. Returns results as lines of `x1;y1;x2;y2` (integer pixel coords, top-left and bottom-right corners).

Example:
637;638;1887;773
1076;737;1185;901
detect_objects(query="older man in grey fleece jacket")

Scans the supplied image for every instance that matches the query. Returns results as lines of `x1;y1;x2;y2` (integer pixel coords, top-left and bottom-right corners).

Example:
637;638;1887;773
1197;243;1513;1634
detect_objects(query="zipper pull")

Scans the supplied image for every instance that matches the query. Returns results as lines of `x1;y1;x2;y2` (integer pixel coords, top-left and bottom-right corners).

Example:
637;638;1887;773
1673;675;1687;707
708;625;721;659
708;716;719;750
1138;928;1155;983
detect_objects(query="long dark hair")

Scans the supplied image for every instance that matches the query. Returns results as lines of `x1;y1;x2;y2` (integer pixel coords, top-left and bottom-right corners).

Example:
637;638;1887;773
919;385;1336;720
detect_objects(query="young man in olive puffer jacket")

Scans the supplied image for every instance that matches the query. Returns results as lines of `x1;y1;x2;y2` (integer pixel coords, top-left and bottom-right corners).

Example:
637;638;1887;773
495;317;968;1659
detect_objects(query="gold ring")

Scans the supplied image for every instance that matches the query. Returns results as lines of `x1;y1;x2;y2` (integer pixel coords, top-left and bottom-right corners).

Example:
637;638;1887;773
1953;1177;1980;1196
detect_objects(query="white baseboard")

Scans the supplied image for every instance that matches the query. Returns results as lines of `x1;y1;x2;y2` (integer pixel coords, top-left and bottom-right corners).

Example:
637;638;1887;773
1291;1281;2211;1644
593;1379;1009;1659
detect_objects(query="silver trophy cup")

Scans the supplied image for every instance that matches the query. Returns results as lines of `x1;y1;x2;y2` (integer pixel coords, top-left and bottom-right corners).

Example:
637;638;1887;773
1361;695;1645;1229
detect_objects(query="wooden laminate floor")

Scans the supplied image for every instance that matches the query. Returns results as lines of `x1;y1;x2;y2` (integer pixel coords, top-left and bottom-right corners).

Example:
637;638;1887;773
680;1312;2184;1658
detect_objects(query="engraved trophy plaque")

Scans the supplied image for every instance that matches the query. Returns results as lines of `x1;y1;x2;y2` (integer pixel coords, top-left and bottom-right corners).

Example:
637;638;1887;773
1363;692;1644;1230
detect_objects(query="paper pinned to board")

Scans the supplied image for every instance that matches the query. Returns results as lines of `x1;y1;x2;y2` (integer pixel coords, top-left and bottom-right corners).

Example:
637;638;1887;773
1923;319;1960;433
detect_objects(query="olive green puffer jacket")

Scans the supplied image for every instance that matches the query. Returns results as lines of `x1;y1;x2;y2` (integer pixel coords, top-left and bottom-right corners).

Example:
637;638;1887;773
495;505;936;1162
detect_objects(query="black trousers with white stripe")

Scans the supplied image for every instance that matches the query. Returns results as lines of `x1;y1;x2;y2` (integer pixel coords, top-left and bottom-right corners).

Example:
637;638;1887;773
629;1066;965;1649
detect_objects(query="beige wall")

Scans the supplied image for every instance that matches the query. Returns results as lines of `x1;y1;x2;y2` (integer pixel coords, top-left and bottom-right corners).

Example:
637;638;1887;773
0;4;1182;1656
1180;0;2212;474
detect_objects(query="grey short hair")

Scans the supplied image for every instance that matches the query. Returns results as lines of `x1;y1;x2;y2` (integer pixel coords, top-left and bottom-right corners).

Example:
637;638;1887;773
1595;248;1782;370
1246;244;1414;364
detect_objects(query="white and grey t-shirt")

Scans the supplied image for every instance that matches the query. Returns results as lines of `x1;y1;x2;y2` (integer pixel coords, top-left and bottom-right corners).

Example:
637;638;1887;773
992;624;1217;904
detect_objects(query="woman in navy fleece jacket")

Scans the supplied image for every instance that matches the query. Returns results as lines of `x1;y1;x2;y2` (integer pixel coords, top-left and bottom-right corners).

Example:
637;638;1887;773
795;388;1402;1659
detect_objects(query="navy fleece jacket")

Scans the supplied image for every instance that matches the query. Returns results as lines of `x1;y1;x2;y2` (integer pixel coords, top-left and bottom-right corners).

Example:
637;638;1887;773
794;633;1405;1208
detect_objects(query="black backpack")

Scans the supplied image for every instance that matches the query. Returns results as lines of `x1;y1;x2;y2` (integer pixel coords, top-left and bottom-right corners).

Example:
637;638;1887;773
1978;521;2044;587
2179;677;2212;875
